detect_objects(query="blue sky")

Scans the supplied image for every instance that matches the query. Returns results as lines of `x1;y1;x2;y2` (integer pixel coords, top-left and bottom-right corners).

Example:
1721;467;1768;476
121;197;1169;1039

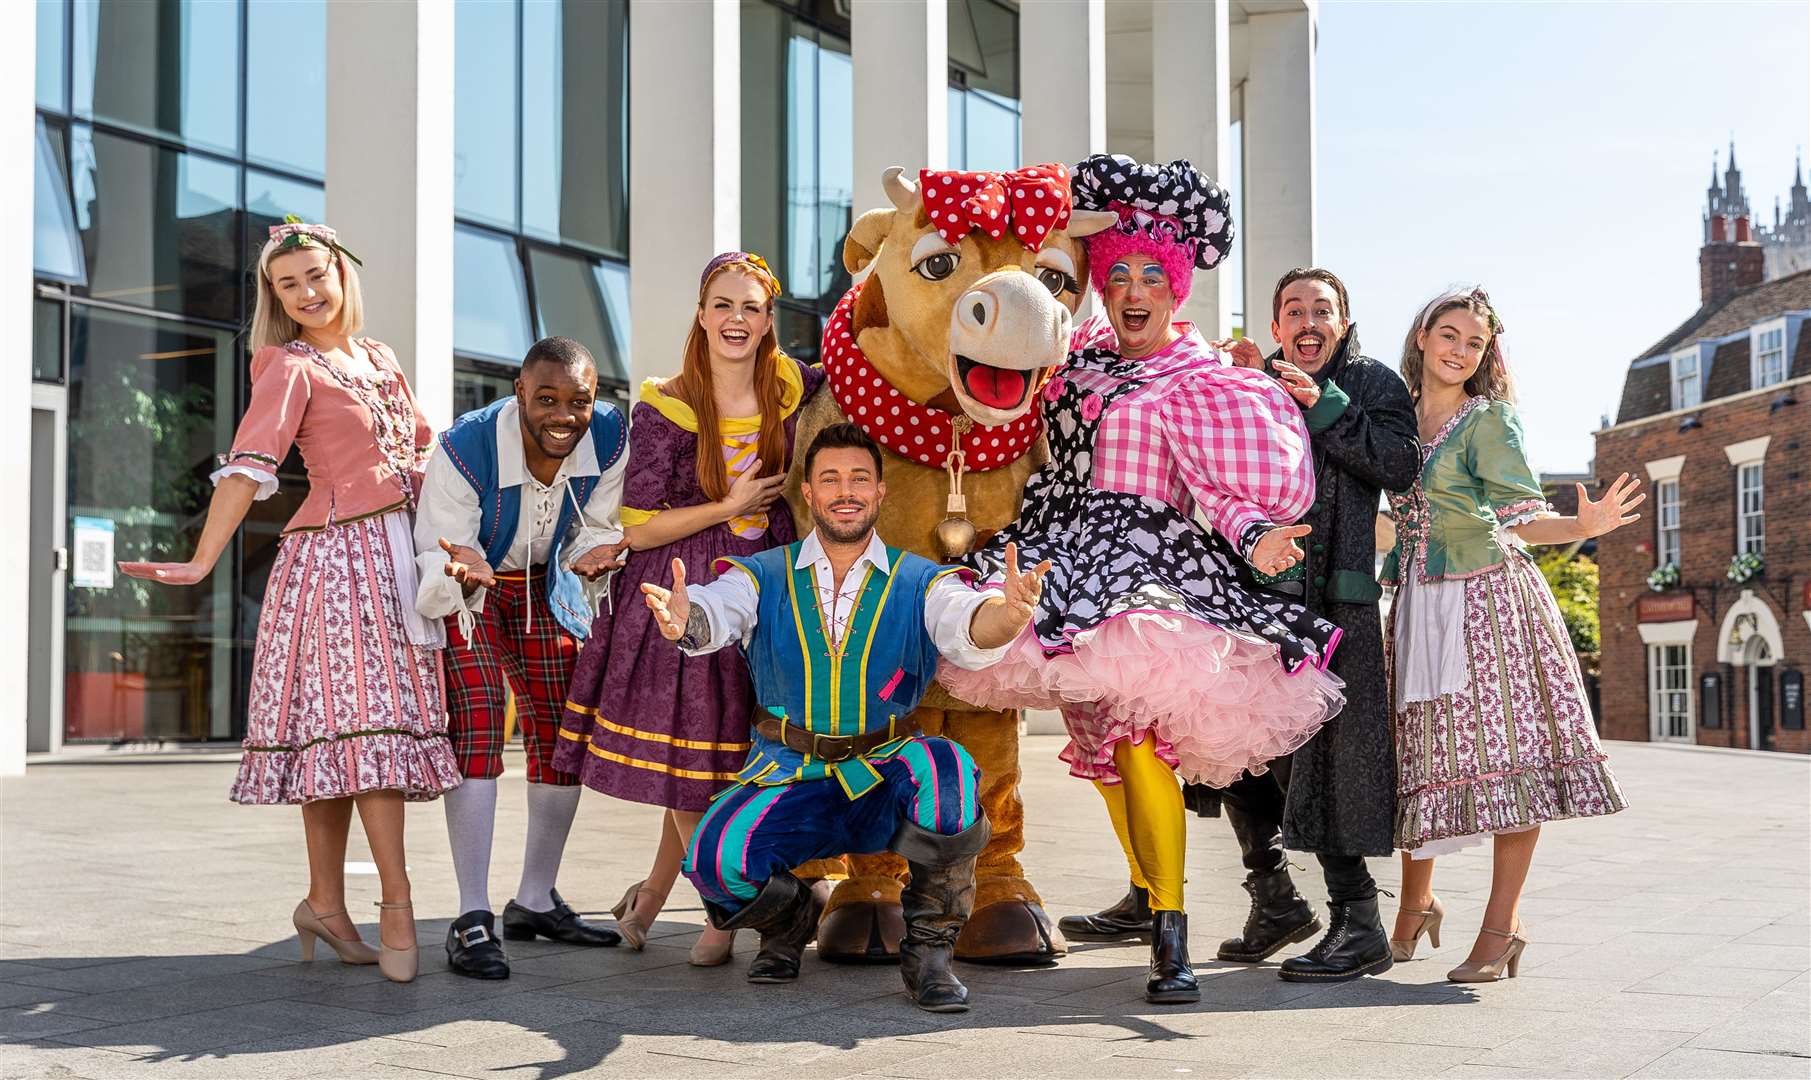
1312;0;1810;473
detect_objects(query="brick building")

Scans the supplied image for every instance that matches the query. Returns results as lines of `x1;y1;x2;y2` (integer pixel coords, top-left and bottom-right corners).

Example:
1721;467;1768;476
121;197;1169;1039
1593;160;1811;754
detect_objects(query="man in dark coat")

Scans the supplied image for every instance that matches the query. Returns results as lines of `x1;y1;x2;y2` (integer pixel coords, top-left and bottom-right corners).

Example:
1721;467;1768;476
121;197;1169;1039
1060;268;1419;982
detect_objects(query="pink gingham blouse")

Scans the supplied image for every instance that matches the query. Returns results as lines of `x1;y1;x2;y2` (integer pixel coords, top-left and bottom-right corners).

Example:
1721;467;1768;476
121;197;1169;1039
1063;314;1315;555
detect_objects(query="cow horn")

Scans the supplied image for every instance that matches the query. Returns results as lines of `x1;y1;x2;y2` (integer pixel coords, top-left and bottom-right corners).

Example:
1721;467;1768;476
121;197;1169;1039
1066;209;1120;238
882;167;919;213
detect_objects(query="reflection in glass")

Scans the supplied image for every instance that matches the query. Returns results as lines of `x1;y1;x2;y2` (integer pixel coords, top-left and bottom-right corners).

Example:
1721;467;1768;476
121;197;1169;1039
454;0;519;229
34;119;86;284
962;90;1020;174
70;126;241;322
72;0;241;156
528;248;627;384
596;260;631;363
246;171;327;244
453;361;518;418
454;226;533;363
33;299;63;383
950;0;1018;99
947;86;966;168
247;0;326;177
37;0;68;112
64;306;236;740
522;0;629;255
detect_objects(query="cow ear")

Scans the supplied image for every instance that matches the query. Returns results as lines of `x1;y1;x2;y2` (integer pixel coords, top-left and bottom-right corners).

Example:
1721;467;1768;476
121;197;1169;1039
844;209;896;274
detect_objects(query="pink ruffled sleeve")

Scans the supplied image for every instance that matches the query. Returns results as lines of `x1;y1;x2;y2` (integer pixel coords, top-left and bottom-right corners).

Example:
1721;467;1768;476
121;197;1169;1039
1156;367;1317;559
215;346;311;496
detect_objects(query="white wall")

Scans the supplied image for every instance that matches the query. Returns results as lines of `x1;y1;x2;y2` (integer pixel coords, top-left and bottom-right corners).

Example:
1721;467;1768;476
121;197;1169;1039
1;1;33;774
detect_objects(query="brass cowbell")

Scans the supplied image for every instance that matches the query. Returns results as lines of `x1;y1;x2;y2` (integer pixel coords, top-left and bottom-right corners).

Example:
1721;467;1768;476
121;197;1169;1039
934;417;978;561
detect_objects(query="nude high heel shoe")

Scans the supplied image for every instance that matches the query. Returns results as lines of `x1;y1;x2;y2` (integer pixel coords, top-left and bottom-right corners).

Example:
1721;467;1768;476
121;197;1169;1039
1447;926;1527;983
373;900;419;983
293;900;378;965
610;880;664;951
1390;895;1444;962
688;928;738;967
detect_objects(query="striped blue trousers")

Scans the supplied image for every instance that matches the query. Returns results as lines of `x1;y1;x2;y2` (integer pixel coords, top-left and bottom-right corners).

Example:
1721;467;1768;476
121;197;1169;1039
683;736;981;911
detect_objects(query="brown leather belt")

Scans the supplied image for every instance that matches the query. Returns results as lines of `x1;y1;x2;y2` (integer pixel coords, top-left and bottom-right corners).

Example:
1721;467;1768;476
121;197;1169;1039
755;717;911;764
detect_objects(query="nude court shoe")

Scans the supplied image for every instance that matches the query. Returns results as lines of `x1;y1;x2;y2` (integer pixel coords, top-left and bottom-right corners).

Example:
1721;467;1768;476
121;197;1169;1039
610;880;664;951
688;928;738;967
1389;895;1444;962
1447;925;1527;983
373;900;419;983
293;900;378;965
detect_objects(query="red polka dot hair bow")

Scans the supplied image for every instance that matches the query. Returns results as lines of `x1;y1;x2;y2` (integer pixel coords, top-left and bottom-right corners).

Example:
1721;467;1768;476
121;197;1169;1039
917;163;1073;251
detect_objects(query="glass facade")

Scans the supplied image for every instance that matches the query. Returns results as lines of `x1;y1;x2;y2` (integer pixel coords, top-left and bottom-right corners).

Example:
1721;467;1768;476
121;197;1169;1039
35;0;326;744
452;0;631;415
947;0;1020;173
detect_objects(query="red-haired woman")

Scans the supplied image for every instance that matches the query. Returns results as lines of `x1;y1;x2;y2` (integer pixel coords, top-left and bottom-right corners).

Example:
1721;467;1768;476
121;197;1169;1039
553;253;823;964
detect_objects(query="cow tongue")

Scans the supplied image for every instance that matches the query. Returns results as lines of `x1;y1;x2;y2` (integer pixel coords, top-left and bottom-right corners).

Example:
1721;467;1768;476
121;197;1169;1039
963;362;1027;409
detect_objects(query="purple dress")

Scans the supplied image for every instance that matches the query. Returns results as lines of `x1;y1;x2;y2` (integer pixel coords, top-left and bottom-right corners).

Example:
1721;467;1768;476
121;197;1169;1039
553;359;823;810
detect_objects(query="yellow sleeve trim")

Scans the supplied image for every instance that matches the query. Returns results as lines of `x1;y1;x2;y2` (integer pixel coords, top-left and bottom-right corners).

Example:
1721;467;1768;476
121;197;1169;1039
620;506;660;526
638;357;805;436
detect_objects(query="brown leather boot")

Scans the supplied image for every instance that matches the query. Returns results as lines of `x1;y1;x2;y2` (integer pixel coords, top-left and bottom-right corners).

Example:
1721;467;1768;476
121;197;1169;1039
892;817;991;1013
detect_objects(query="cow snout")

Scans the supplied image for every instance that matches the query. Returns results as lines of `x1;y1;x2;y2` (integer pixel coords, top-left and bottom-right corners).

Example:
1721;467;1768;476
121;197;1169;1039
949;271;1072;373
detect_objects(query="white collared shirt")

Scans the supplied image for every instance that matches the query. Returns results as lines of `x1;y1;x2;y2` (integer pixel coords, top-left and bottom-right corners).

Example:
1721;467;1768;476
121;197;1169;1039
682;530;1010;671
414;399;627;620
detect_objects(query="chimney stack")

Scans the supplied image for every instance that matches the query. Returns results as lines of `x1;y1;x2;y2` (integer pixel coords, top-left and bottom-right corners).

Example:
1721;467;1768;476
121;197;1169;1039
1734;215;1752;242
1710;215;1728;242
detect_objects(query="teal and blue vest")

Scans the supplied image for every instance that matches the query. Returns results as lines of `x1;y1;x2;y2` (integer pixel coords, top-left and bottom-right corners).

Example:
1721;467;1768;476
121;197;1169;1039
437;398;627;640
716;541;966;798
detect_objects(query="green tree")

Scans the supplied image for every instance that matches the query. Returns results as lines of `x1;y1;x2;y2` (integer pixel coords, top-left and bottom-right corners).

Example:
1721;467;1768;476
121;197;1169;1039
1538;550;1600;677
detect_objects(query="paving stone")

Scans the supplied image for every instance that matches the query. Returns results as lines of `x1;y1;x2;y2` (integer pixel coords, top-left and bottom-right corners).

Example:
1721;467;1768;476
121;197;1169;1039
1625;964;1800;1002
1464;1016;1698;1077
1628;1046;1811;1079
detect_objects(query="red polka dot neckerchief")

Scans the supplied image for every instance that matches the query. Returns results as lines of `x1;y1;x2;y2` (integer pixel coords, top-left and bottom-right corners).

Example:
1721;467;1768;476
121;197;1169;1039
820;283;1045;472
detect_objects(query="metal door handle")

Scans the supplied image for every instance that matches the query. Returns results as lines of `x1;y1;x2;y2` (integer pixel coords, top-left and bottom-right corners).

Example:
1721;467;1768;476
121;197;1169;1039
53;546;68;572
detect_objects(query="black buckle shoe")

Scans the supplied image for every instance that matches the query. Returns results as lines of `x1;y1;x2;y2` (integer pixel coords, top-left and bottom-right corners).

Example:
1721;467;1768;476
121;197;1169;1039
1278;896;1394;983
1057;882;1154;942
1216;866;1322;963
1146;910;1200;1004
503;889;622;947
445;909;509;980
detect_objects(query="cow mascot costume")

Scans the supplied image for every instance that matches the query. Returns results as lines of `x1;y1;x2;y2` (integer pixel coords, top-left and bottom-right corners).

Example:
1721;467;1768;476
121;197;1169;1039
784;164;1116;964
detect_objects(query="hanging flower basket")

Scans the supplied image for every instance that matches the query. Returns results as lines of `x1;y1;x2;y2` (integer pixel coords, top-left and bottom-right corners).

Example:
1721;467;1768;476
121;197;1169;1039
1727;551;1764;585
1646;562;1680;592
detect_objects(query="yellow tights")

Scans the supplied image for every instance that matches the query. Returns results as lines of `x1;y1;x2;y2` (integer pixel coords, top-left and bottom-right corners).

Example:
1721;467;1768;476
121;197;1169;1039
1093;737;1186;912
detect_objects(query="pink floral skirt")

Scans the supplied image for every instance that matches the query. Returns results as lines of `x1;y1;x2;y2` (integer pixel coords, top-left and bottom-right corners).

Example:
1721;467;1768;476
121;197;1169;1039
940;611;1344;788
1392;552;1625;851
230;512;462;805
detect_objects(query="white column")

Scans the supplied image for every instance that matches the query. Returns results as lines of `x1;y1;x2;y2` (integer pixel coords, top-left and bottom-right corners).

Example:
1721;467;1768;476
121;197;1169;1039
1153;0;1231;340
1241;6;1317;354
1021;0;1105;168
628;0;739;386
0;1;32;775
325;0;455;428
852;0;947;215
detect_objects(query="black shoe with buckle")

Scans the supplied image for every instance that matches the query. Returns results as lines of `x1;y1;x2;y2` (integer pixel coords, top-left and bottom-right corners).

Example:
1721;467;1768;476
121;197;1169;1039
445;909;509;980
502;889;622;947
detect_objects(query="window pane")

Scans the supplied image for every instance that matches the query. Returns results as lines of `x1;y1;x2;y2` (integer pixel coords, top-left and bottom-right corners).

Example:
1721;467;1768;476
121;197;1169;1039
813;37;853;303
597;259;631;363
247;0;326;177
962;0;1018;99
454;226;532;363
454;360;518;418
64;306;238;741
72;0;240;156
528;247;627;383
34;118;86;283
948;85;966;169
963;89;1020;174
522;0;629;255
70;126;241;322
775;302;823;364
37;0;68;112
740;0;789;278
454;0;520;229
245;171;327;241
784;32;819;300
33;299;64;383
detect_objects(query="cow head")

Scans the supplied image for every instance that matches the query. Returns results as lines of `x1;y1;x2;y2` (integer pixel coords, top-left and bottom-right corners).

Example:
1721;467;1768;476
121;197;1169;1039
841;166;1117;426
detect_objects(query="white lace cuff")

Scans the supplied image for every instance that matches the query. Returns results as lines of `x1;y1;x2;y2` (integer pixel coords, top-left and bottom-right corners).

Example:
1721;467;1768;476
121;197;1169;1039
209;464;277;500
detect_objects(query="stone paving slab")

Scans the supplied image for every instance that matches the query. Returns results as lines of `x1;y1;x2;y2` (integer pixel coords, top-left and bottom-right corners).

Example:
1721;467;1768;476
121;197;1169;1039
2;738;1807;1079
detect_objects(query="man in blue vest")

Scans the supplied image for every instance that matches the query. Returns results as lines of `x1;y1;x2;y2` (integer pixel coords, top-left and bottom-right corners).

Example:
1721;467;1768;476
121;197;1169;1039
415;336;630;979
641;423;1047;1012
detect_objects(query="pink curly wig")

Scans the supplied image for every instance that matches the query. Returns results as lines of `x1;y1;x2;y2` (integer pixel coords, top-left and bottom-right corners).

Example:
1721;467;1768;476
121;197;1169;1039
1084;213;1198;305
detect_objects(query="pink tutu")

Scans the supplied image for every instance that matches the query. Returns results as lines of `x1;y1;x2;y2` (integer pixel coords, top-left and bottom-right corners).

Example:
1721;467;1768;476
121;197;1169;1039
940;611;1344;788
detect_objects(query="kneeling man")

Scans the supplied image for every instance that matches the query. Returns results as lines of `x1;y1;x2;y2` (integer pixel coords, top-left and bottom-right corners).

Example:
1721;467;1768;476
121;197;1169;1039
643;424;1043;1013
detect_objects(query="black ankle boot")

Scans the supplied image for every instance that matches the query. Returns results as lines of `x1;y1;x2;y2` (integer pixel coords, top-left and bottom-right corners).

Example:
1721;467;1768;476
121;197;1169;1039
1278;895;1393;983
1145;910;1199;1004
1057;882;1155;942
705;873;825;984
1216;865;1322;962
893;817;991;1013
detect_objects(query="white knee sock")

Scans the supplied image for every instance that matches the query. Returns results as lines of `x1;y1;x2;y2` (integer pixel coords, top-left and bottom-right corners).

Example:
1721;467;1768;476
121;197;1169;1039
443;778;498;916
516;783;582;912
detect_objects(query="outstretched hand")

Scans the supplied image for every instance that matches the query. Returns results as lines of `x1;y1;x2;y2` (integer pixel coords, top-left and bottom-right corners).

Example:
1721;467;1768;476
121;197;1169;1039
118;560;210;586
1000;542;1052;626
1576;473;1646;538
572;539;630;581
642;557;691;642
1217;338;1265;369
439;537;496;593
1251;524;1312;576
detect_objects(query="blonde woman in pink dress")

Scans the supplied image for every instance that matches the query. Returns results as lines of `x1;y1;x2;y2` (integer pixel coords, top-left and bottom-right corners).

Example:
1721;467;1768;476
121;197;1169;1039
120;222;461;984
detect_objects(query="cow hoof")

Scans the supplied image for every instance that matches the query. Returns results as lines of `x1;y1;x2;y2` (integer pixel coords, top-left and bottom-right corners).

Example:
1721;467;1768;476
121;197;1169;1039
815;901;903;965
955;900;1067;966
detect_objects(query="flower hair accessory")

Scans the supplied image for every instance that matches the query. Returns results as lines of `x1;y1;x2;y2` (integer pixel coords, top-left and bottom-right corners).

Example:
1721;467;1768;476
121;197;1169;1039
699;251;782;298
267;215;362;267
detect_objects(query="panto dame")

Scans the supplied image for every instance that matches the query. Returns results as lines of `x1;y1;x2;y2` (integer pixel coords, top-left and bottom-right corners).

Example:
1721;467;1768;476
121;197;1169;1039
646;424;1042;1013
414;336;631;980
553;252;823;967
942;155;1346;1005
120;220;460;985
1384;288;1635;983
